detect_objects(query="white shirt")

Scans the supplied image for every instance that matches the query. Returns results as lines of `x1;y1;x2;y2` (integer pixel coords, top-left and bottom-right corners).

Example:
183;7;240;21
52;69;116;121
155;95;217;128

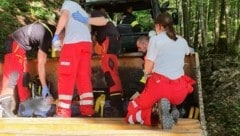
61;1;91;44
146;32;190;80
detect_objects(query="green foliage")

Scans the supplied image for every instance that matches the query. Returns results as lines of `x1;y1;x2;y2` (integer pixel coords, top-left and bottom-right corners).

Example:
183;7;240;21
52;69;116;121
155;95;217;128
134;10;154;31
0;0;61;61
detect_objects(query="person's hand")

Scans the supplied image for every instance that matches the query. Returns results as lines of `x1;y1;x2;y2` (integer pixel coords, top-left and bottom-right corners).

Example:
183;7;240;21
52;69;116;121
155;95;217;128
52;34;61;51
72;11;89;23
42;85;51;98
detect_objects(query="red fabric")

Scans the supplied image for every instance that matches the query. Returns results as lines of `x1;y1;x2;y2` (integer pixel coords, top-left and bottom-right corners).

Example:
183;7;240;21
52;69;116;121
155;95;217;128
101;54;122;93
125;101;152;126
56;107;71;117
1;41;30;102
125;73;195;126
57;42;94;116
100;38;122;94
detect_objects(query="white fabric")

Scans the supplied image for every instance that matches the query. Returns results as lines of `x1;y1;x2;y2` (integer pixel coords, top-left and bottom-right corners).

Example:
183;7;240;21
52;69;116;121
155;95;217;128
58;94;72;100
146;32;190;80
128;115;135;124
58;101;71;109
132;100;138;108
80;92;93;99
136;110;144;124
79;100;93;105
61;1;91;44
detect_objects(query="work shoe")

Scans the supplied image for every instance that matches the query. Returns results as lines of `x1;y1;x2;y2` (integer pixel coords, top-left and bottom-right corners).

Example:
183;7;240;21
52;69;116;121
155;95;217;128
171;106;180;124
0;94;16;117
104;106;121;117
158;98;174;129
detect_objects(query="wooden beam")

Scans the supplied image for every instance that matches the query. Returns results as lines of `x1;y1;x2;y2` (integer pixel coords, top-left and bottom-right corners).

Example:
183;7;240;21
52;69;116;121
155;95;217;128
0;118;202;136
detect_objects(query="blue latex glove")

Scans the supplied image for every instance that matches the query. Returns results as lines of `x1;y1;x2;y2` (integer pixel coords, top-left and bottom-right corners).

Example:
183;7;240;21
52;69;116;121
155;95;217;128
42;85;50;98
52;34;61;51
72;11;89;23
52;34;59;43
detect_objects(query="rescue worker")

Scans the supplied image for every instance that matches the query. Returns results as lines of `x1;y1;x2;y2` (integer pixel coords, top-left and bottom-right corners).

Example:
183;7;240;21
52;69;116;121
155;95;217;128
72;7;124;117
122;5;141;32
0;22;55;117
136;35;181;124
136;35;149;54
125;12;195;129
52;0;108;117
90;9;123;117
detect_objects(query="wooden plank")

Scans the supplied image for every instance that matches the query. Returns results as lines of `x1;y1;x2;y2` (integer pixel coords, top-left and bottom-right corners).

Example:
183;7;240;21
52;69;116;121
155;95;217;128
0;118;202;136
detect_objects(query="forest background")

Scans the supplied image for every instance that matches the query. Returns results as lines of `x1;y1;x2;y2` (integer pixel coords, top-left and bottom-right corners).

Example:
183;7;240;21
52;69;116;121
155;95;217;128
0;0;239;136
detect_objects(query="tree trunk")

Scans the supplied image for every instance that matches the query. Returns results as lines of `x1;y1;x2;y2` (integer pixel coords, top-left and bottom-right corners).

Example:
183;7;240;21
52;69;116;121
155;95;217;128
233;25;240;53
213;0;220;48
217;0;228;53
197;0;205;47
204;0;209;47
182;0;190;43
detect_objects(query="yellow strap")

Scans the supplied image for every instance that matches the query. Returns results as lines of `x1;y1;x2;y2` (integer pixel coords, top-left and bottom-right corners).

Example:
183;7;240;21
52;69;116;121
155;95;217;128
38;21;53;37
188;106;194;118
131;20;139;27
110;93;122;97
29;21;53;37
188;106;200;119
194;107;200;119
38;86;41;96
94;94;106;117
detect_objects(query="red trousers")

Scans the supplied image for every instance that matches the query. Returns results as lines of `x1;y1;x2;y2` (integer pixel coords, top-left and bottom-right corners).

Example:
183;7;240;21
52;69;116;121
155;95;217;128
126;73;195;126
1;41;30;102
57;42;94;117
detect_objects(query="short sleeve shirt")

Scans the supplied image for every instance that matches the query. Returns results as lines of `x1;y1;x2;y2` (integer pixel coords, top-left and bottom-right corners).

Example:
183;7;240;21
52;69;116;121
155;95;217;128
61;1;91;44
12;23;53;54
146;32;190;79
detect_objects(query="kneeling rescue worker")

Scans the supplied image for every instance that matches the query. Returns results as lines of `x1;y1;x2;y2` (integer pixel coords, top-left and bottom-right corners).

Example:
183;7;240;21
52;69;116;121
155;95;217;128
125;12;195;129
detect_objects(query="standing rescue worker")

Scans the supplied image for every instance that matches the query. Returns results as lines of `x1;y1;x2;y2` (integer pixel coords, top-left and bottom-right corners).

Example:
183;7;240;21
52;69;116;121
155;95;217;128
0;22;55;117
90;9;123;116
52;0;107;117
125;12;195;129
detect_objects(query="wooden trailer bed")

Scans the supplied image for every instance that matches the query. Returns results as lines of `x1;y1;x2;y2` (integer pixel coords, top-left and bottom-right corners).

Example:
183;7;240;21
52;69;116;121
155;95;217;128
0;53;207;136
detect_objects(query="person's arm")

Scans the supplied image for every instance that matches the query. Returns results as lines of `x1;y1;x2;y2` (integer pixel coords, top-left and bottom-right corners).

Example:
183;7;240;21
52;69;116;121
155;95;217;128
144;59;154;75
37;49;47;87
72;11;107;26
52;10;69;51
88;17;107;26
55;10;69;35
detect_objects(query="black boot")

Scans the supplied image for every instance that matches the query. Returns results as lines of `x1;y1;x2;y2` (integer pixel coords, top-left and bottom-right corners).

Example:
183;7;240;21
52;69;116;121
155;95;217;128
109;94;124;117
0;94;16;117
171;105;180;124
